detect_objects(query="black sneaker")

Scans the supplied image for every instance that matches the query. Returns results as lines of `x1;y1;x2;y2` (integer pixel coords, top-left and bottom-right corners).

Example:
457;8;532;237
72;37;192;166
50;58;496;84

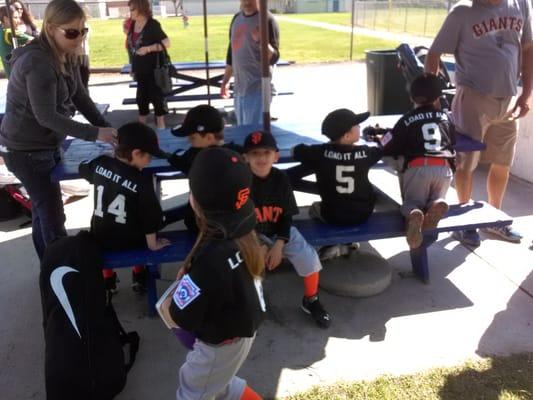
301;295;331;329
131;269;147;293
104;272;119;294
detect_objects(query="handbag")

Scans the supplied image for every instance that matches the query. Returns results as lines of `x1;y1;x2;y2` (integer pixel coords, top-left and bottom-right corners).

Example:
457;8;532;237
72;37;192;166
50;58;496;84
153;44;176;95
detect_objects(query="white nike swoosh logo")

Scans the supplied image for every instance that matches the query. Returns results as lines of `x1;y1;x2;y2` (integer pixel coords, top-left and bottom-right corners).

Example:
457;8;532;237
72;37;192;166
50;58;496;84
50;266;81;338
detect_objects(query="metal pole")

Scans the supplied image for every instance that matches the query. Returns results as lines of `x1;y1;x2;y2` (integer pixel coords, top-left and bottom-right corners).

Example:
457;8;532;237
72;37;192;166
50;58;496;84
349;0;355;60
5;1;18;48
202;0;211;104
259;0;271;132
423;4;428;36
403;4;408;33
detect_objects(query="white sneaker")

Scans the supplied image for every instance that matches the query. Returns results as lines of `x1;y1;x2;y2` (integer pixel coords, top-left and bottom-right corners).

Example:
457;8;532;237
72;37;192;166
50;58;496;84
318;245;342;261
482;225;522;243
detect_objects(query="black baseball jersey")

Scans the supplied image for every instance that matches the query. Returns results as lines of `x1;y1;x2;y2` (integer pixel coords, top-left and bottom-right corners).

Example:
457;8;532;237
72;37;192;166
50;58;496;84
169;239;265;344
382;105;456;168
250;167;299;241
293;143;382;225
79;155;164;251
168;143;244;232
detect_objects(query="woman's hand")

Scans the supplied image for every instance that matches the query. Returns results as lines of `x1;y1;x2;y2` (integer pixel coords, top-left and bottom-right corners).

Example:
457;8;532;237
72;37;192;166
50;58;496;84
135;46;150;56
220;81;230;98
97;127;118;146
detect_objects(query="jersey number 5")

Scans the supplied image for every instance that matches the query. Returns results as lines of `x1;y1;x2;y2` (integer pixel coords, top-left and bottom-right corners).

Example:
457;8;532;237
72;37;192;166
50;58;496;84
94;185;127;224
336;165;355;194
422;122;442;151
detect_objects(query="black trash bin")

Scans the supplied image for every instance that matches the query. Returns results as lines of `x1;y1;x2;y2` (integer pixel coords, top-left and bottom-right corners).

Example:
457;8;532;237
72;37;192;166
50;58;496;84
366;50;412;115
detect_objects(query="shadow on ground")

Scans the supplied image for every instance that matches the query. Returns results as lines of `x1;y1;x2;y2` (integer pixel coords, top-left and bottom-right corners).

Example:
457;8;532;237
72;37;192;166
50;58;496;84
438;352;533;400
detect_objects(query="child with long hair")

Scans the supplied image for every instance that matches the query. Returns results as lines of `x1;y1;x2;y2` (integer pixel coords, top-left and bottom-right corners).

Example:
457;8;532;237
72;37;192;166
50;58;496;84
169;147;265;400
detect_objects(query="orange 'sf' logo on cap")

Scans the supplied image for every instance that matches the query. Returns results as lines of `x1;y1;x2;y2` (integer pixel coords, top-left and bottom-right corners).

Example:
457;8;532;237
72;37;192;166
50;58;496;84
251;132;262;145
235;188;250;210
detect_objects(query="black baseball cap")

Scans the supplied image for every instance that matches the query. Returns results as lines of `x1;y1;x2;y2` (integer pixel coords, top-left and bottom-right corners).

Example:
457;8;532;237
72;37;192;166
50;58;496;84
171;104;224;137
188;147;256;239
117;122;167;158
410;73;442;105
243;131;279;152
321;108;371;140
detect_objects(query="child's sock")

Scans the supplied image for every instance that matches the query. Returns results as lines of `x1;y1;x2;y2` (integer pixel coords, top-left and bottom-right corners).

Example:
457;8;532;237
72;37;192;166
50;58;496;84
132;265;144;274
102;268;115;279
240;385;262;400
303;272;319;298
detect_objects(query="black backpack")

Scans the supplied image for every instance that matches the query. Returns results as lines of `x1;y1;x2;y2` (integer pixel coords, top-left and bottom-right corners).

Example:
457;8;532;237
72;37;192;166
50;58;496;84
40;232;139;400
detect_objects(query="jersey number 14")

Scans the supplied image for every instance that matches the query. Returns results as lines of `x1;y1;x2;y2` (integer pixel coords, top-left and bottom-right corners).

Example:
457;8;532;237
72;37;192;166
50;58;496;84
94;185;127;224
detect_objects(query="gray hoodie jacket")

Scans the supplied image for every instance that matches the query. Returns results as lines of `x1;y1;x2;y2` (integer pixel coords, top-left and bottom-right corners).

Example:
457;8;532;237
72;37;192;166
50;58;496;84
0;39;110;151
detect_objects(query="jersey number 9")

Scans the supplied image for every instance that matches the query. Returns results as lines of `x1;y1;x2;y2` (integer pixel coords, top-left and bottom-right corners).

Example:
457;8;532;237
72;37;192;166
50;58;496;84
422;122;442;151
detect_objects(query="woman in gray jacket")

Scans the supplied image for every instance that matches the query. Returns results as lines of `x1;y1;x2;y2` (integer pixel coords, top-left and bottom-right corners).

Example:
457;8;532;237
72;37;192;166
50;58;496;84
0;0;117;260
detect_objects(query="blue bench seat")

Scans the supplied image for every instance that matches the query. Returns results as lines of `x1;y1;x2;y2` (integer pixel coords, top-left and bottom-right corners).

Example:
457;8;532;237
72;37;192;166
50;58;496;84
103;201;512;315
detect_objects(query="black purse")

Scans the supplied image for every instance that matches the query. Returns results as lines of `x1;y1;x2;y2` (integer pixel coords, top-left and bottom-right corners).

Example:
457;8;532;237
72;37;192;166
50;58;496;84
154;44;176;95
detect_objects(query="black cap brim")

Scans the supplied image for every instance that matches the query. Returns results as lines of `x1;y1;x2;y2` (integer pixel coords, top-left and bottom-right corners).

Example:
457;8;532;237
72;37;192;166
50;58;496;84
170;125;189;137
203;200;256;239
151;149;171;159
354;111;371;125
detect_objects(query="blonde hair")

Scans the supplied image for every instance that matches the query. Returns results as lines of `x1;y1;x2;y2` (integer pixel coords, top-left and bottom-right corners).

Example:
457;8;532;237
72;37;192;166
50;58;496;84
40;0;86;73
182;201;265;280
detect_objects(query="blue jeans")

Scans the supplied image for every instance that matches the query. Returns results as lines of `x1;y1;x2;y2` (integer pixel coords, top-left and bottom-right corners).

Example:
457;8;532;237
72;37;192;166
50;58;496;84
2;149;66;260
234;92;262;126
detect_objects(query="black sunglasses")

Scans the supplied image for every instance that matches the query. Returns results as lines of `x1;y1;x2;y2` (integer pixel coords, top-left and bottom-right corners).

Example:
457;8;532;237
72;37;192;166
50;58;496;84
58;27;89;40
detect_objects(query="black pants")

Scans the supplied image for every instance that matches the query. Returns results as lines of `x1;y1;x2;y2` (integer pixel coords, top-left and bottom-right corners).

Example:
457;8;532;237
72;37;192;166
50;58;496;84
2;149;66;260
135;72;168;116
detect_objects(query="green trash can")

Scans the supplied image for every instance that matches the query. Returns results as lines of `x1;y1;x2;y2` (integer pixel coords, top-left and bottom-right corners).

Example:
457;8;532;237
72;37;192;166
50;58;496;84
366;50;412;115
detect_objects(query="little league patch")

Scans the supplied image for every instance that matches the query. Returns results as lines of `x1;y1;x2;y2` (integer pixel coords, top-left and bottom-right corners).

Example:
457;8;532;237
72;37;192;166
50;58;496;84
173;274;201;310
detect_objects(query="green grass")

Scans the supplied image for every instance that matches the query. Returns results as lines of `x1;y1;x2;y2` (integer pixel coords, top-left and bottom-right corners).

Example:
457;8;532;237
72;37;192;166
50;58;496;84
288;9;448;37
86;15;399;68
284;353;533;400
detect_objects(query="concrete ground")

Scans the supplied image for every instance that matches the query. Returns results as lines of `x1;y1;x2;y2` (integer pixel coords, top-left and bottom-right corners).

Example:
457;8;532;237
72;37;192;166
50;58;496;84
1;63;533;400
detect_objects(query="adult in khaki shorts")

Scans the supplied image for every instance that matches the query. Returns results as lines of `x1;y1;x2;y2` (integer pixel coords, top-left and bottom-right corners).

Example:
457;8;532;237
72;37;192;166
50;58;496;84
425;0;533;246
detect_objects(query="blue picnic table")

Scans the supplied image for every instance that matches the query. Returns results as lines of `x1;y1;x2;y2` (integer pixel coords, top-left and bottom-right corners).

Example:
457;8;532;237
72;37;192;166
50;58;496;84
121;60;292;100
51;118;511;314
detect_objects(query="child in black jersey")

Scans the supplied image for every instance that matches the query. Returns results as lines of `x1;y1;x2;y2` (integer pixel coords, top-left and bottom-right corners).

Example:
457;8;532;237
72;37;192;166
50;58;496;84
244;131;331;329
79;122;170;292
380;73;455;249
168;104;241;232
292;109;382;258
169;147;265;400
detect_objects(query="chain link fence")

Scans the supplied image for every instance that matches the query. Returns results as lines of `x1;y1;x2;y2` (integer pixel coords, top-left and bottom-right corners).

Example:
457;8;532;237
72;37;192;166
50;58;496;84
351;1;459;37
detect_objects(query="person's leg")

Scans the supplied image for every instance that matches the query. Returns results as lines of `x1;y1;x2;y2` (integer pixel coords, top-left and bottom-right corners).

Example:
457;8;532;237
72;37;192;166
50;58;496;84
135;74;151;124
282;227;331;328
234;96;245;126
479;102;521;242
451;86;487;204
423;166;452;230
3;150;66;260
240;92;262;126
177;337;255;400
487;163;510;209
450;86;492;246
149;75;168;129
